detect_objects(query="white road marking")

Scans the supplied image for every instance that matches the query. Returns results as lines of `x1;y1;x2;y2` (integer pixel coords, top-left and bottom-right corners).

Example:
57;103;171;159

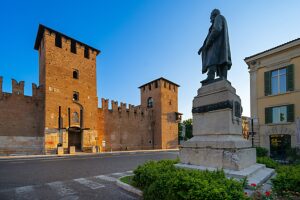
95;175;117;182
74;178;105;189
47;181;76;197
15;185;37;200
112;172;126;176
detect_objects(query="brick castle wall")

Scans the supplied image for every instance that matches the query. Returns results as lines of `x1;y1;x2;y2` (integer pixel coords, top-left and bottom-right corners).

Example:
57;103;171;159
97;99;154;151
0;78;44;155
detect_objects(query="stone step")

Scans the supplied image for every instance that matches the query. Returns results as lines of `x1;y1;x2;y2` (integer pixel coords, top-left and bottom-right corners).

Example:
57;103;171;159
247;167;275;186
224;164;266;179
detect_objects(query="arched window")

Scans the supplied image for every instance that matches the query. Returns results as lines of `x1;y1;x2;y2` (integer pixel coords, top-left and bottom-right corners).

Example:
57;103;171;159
73;91;79;101
73;69;79;79
147;97;154;108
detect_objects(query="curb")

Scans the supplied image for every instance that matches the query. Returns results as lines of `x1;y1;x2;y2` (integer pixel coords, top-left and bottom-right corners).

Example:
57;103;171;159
116;176;143;197
0;149;179;160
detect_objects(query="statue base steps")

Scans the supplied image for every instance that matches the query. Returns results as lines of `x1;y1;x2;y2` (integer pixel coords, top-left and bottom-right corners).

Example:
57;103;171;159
175;163;275;186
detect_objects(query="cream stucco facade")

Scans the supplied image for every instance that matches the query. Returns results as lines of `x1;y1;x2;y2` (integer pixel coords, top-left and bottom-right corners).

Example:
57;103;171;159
245;39;300;158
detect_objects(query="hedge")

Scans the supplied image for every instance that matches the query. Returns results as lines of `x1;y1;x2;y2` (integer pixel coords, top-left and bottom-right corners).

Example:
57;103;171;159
272;164;300;195
256;147;268;157
257;156;279;169
133;160;248;200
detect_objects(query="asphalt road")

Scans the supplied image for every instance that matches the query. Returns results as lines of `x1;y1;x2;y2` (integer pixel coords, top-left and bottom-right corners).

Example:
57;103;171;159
0;151;178;200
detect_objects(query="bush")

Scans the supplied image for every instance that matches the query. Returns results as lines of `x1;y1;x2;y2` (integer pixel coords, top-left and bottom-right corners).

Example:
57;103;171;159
133;160;248;200
133;159;177;189
272;164;300;195
256;147;268;157
257;156;279;169
286;147;300;164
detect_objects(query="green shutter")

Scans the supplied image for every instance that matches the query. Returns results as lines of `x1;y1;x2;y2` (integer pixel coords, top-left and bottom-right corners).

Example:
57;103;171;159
287;104;295;122
264;71;271;96
265;107;272;124
286;64;294;91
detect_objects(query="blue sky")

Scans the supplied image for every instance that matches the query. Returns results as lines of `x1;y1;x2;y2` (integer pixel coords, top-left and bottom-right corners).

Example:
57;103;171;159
1;0;300;119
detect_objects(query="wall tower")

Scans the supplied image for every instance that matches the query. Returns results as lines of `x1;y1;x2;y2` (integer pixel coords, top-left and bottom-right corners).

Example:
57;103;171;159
139;77;180;149
34;25;100;153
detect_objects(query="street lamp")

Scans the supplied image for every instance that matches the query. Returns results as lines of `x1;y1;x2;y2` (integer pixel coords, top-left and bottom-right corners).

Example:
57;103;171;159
249;117;258;147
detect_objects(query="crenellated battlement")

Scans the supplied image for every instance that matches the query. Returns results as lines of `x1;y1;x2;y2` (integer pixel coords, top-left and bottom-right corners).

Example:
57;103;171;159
12;79;24;95
99;98;152;118
0;77;42;98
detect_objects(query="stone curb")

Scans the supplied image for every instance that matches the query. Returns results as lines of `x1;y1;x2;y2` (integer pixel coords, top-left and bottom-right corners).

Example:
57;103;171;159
116;176;143;197
0;149;179;160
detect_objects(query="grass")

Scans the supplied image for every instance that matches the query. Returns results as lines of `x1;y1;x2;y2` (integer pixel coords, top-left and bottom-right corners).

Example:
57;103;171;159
120;175;135;186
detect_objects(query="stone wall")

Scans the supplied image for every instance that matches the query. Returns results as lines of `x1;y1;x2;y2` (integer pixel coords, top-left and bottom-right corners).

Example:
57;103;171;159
97;99;154;151
0;78;44;155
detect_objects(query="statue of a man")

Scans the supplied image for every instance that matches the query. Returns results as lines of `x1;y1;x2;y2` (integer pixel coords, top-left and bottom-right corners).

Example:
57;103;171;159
198;9;232;83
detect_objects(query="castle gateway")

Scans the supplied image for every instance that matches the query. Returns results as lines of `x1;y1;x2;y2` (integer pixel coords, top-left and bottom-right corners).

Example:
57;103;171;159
0;25;181;155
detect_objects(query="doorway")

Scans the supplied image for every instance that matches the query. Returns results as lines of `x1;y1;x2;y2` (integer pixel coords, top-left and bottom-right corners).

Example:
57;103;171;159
270;134;291;160
68;127;82;151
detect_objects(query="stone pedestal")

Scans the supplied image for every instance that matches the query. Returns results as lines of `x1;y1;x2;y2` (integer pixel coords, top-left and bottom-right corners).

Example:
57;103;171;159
69;146;75;154
57;147;64;155
178;80;274;185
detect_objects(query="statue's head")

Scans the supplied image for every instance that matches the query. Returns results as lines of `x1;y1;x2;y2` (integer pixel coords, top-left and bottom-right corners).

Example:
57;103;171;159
210;9;220;22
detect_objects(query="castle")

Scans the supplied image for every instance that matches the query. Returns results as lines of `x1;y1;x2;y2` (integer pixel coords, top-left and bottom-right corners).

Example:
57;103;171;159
0;25;181;155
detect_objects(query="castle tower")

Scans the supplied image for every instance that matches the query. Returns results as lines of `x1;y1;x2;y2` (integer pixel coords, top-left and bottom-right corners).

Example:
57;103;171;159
139;77;180;149
34;25;100;153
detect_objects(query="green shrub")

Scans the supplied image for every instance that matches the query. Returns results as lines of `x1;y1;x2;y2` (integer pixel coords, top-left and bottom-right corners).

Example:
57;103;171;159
286;147;300;164
256;147;268;157
133;159;177;189
257;156;279;169
272;165;300;195
133;160;248;200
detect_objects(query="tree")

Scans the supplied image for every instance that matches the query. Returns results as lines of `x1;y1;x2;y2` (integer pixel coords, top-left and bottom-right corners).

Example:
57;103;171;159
178;119;193;141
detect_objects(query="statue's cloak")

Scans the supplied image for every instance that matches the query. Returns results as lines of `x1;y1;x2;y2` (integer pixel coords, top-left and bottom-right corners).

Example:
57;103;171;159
201;14;232;74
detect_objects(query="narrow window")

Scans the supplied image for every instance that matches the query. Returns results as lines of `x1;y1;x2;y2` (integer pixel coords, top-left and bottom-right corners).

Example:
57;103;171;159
73;69;79;79
84;46;89;59
149;84;151;91
55;33;62;48
73;91;79;101
155;81;158;88
147;97;153;108
164;81;167;88
71;40;76;54
169;83;171;90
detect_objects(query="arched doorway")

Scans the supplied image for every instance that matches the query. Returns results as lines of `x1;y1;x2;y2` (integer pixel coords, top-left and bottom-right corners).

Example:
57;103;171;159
68;127;82;151
269;134;291;160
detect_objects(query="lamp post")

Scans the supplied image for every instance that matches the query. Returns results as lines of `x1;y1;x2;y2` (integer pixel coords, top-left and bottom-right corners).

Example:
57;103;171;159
249;117;258;147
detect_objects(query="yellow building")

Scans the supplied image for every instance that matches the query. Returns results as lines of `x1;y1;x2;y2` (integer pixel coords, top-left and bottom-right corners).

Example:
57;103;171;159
245;38;300;159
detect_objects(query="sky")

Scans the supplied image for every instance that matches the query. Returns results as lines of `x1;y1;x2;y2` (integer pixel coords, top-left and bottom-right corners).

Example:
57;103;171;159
0;0;300;120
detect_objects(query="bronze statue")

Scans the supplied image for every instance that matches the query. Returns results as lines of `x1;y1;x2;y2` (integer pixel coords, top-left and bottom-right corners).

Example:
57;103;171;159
198;9;232;84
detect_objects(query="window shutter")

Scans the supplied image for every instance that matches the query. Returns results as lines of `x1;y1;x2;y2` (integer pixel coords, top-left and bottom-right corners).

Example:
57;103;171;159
264;71;271;96
265;107;272;124
286;64;294;91
287;104;295;122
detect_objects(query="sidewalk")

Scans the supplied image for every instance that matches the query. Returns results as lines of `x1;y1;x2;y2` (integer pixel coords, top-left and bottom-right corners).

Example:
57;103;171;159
0;148;179;160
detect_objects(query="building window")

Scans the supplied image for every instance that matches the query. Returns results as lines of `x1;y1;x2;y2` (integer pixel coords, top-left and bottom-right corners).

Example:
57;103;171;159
265;104;294;124
147;97;153;108
73;69;79;79
271;68;286;94
55;33;62;48
164;81;167;88
84;46;89;59
71;40;76;54
264;65;294;96
148;84;151;91
73;91;79;101
155;81;158;88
